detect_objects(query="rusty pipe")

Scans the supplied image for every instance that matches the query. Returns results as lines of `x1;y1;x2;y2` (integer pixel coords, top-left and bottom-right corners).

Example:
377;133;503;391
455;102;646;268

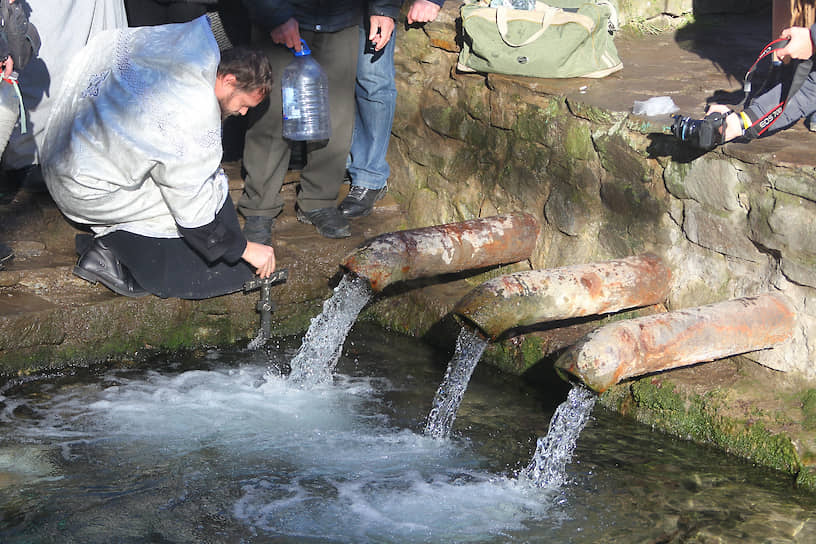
341;213;540;292
554;293;796;393
453;253;671;340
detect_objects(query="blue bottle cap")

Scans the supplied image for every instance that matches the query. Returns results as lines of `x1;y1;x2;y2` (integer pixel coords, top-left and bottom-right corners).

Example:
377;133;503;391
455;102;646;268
292;39;311;57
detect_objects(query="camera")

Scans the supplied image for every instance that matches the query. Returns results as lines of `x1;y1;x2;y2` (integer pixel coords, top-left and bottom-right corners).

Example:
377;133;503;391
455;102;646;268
670;112;726;151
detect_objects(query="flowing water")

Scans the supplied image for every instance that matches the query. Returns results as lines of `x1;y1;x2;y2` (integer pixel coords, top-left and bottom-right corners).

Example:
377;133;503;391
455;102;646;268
424;326;489;439
285;273;372;387
519;385;597;488
1;323;815;543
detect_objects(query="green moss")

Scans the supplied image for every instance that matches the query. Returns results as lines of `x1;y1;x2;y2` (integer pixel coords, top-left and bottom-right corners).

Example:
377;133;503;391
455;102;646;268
796;467;816;492
563;122;593;161
565;98;616;124
802;389;816;430
626;380;802;476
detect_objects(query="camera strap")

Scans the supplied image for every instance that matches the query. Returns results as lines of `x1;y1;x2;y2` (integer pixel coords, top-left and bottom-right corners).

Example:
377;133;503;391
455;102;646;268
743;38;813;137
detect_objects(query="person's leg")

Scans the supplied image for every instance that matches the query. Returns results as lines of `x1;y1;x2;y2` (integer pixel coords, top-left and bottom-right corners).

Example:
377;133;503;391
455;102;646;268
294;27;359;237
100;196;254;299
347;25;396;191
238;40;292;242
340;25;396;218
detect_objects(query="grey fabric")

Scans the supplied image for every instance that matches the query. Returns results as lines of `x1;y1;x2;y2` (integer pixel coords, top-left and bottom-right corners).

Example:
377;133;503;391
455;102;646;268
3;0;127;170
42;16;229;238
0;81;19;156
746;68;816;134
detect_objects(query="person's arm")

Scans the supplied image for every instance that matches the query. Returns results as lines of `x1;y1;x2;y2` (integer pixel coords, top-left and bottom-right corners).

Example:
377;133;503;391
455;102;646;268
407;0;445;24
178;195;277;278
270;17;303;51
177;195;248;265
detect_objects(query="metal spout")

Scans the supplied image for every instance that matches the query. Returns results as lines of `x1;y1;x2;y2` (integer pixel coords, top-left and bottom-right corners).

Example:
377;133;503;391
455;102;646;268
243;269;289;341
554;293;796;393
341;213;540;292
453;253;671;340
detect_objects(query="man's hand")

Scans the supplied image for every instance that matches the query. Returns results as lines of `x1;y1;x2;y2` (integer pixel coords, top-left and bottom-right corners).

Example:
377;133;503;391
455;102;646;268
369;15;395;51
270;17;302;51
242;241;277;279
407;0;441;24
777;26;814;62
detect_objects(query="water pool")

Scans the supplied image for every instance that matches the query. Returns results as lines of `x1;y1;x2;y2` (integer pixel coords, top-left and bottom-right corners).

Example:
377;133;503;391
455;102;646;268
0;323;813;543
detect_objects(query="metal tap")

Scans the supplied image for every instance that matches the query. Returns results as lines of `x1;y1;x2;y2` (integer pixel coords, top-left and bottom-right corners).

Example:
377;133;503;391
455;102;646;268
243;269;289;342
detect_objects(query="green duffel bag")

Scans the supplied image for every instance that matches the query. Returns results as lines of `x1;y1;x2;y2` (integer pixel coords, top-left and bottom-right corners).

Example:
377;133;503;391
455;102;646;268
457;0;623;79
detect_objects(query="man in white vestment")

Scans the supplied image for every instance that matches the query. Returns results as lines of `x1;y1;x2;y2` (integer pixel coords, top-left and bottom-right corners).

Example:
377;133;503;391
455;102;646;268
42;16;276;299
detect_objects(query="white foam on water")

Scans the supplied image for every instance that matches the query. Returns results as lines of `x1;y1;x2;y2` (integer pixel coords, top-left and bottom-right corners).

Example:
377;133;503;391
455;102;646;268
234;467;556;543
2;362;564;542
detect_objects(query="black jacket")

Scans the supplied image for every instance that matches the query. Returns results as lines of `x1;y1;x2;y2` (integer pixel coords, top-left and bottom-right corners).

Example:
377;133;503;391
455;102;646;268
242;0;402;34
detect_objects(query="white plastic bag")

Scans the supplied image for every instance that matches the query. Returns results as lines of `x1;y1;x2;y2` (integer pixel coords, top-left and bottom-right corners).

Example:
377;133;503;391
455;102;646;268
632;96;679;116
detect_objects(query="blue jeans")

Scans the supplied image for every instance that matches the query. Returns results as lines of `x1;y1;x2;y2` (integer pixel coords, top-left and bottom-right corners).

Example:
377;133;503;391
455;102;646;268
347;25;396;190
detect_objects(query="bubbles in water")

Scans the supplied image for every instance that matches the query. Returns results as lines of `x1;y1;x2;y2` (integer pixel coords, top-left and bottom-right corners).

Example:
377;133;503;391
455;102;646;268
424;327;489;439
286;274;373;387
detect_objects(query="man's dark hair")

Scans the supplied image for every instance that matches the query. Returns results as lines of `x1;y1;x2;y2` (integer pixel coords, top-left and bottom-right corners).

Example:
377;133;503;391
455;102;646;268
217;47;274;97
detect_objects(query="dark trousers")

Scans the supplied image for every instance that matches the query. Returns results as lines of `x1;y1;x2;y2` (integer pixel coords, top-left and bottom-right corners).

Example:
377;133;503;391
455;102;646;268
238;25;359;217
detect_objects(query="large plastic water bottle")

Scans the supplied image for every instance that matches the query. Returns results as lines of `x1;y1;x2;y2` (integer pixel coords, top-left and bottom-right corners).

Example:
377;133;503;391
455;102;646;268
281;40;330;141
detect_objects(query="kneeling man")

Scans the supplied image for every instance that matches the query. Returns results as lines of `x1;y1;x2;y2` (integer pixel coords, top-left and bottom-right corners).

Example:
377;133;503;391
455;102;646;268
42;16;276;299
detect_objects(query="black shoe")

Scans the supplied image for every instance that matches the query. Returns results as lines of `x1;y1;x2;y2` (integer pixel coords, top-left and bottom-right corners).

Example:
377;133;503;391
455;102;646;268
242;215;275;245
73;239;149;297
296;206;351;238
338;185;387;218
0;242;13;271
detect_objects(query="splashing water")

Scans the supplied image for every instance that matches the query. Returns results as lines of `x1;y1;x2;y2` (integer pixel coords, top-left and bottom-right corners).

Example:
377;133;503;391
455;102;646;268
285;274;373;387
519;385;596;488
424;327;489;439
246;328;267;351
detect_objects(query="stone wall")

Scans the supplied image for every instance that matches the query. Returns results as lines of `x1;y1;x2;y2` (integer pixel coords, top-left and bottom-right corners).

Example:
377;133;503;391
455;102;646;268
380;2;815;380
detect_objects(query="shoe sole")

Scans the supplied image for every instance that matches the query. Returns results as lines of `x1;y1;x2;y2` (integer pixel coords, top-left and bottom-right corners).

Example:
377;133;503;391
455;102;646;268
73;265;150;298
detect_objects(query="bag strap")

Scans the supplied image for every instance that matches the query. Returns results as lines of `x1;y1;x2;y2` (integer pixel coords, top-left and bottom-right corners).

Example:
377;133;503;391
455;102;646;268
495;5;595;48
496;6;558;47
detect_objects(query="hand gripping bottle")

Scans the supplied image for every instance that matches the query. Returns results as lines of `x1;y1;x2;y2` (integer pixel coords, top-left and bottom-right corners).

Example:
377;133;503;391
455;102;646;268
281;39;330;141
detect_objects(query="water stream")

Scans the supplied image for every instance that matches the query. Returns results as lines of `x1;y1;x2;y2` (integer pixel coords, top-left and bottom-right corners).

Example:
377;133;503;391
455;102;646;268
1;325;814;543
519;385;597;488
424;326;489;439
284;273;373;387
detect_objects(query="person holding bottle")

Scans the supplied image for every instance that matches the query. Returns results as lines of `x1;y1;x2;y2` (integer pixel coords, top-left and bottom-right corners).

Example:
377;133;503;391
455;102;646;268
239;0;401;241
340;0;447;219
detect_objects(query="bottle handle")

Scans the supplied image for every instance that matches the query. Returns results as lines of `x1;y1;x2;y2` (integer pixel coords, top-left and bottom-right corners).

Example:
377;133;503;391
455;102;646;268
291;39;311;57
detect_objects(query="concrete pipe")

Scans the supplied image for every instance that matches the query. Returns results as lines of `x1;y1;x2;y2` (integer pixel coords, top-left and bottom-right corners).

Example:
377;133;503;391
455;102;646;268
453;253;671;340
341;213;540;292
554;293;796;393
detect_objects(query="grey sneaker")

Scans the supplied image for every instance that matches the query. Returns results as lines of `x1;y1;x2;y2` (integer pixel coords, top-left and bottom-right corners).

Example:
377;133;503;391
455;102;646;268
338;185;387;218
242;215;275;245
296;206;351;238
